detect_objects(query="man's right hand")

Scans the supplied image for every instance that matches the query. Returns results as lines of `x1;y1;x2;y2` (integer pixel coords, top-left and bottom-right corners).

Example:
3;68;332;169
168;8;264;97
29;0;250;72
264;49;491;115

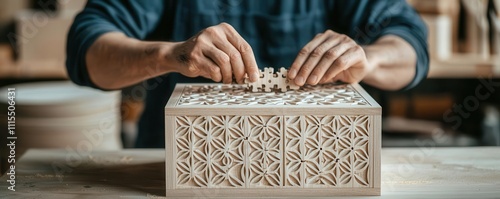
170;22;260;84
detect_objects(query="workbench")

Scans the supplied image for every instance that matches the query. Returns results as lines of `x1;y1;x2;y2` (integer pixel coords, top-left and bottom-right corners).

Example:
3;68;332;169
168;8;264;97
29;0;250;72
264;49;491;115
0;147;499;198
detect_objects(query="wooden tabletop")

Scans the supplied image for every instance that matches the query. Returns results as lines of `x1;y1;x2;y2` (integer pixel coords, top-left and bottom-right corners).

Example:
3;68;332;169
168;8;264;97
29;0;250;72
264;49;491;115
0;147;499;198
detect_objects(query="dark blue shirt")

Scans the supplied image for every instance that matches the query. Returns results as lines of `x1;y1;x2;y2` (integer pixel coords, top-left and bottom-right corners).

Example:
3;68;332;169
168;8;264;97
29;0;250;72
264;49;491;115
66;0;428;148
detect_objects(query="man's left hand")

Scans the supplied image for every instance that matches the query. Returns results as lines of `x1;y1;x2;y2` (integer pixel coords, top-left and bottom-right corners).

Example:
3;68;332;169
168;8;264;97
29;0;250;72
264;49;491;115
288;30;375;86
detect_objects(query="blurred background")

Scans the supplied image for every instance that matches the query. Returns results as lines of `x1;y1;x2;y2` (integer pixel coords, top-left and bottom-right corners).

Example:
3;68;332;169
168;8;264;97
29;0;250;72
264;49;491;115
0;0;499;175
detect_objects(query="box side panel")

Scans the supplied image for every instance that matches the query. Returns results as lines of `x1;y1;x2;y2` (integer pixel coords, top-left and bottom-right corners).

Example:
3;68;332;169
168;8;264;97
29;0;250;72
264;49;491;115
165;116;175;190
372;115;382;190
168;114;376;192
165;187;379;198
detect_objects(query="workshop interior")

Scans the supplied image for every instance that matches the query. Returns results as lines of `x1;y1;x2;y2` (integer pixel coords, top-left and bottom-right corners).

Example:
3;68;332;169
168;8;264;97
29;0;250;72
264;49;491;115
0;0;499;197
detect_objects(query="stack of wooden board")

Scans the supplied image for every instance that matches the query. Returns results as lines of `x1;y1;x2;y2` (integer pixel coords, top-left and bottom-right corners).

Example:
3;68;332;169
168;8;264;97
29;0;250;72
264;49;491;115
0;81;122;158
491;0;500;55
461;0;490;59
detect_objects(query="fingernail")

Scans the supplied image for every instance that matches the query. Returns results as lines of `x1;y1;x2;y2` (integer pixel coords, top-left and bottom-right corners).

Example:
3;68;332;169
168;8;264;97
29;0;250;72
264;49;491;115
288;69;297;79
295;76;305;85
309;75;318;84
250;73;259;82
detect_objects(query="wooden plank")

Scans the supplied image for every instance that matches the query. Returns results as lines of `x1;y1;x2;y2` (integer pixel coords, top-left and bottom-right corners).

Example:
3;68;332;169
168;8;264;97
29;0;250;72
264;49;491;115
495;0;500;18
428;54;500;78
461;0;490;58
372;115;381;191
491;10;500;55
163;188;379;197
406;0;459;14
421;15;452;60
165;116;175;190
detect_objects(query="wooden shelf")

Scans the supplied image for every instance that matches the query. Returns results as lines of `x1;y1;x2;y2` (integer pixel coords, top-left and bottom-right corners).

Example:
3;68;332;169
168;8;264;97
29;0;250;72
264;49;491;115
428;54;500;78
0;44;67;79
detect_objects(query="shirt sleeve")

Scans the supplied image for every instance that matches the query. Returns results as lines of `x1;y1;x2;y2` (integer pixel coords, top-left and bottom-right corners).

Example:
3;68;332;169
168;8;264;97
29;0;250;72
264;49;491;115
65;0;165;88
332;0;429;90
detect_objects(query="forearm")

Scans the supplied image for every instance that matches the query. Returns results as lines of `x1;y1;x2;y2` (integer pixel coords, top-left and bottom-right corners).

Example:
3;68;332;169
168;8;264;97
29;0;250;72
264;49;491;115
362;35;417;91
86;32;177;90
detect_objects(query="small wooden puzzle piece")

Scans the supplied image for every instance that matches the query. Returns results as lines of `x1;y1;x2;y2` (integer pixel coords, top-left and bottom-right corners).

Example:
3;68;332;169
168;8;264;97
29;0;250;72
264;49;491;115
276;67;299;92
245;67;300;92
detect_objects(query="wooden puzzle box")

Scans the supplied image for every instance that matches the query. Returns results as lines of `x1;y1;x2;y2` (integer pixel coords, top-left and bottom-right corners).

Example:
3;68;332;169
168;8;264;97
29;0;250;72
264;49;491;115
165;83;381;197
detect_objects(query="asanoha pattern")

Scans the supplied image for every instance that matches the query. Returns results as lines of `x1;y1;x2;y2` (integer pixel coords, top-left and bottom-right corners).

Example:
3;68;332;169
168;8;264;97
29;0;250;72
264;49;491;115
177;84;369;106
174;115;371;188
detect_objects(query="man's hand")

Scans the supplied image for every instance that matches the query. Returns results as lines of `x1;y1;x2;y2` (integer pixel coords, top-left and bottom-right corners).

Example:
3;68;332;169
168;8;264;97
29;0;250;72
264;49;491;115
171;23;260;84
288;30;375;86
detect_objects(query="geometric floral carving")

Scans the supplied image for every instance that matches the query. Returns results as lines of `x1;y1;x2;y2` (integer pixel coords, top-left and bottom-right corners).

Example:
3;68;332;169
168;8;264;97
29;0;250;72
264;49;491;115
284;115;370;188
177;84;369;106
247;116;282;187
175;115;283;188
175;115;370;189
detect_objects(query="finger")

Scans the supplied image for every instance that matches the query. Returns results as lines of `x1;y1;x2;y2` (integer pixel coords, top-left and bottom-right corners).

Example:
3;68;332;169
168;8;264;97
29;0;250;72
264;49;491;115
212;40;245;84
196;55;221;82
288;32;329;80
320;46;361;83
307;42;355;85
219;23;259;82
208;62;222;82
202;25;239;84
203;46;231;83
294;36;344;86
319;74;341;84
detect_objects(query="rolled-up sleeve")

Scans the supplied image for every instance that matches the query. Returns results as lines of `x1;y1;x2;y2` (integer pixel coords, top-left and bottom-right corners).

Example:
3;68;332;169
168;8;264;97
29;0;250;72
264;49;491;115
66;0;165;88
333;0;429;90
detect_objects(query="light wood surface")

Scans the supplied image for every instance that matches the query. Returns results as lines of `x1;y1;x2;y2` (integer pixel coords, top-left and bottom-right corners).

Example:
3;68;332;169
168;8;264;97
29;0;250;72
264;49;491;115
0;147;499;198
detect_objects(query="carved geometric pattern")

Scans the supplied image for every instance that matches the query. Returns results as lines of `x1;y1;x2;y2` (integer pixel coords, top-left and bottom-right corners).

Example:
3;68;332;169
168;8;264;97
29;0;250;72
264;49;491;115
175;115;282;188
174;115;370;189
284;115;370;188
177;84;368;106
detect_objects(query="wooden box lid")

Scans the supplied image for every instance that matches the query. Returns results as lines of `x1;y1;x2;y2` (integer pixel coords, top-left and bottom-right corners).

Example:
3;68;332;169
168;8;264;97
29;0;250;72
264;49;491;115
165;83;380;116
